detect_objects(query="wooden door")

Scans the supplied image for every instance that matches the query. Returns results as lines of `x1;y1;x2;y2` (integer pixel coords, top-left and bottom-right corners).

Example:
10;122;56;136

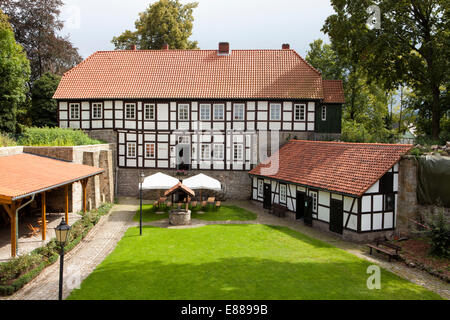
263;183;271;209
304;197;313;226
296;191;305;220
330;199;343;234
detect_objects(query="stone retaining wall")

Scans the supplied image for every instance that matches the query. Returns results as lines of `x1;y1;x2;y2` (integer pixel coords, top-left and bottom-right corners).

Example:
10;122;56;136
14;144;115;213
117;168;252;200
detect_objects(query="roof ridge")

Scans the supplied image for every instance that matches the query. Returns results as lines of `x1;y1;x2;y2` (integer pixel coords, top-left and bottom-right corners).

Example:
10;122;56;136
289;140;413;147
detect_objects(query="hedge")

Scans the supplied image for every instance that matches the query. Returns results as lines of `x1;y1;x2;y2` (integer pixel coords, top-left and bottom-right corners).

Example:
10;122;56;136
0;203;113;296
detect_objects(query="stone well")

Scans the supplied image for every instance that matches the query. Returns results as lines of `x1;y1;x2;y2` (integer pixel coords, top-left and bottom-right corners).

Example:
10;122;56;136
169;209;191;226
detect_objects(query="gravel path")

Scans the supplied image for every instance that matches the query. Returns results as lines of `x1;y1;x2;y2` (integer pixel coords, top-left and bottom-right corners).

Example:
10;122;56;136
4;198;448;300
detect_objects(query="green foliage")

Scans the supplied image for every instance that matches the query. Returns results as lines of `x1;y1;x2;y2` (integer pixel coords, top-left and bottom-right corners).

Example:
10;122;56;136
30;72;61;127
323;0;449;139
306;39;397;143
68;224;441;300
0;131;17;146
423;211;450;258
112;0;198;50
0;9;30;133
0;203;113;296
305;39;344;80
17;127;103;146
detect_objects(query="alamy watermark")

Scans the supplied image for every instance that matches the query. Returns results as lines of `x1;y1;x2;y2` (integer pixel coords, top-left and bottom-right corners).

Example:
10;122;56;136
366;265;381;290
366;5;381;30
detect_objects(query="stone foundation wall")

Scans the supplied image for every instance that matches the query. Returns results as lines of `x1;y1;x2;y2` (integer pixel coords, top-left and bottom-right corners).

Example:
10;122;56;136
397;155;450;235
118;168;252;200
22;144;114;213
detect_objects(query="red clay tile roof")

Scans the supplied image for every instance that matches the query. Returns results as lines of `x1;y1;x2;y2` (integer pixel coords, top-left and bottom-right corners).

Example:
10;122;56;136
53;49;336;100
0;153;104;201
322;80;345;103
249;140;412;197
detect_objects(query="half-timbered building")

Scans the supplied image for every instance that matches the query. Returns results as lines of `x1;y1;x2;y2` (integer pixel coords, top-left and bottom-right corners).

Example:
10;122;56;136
249;140;412;241
53;43;345;198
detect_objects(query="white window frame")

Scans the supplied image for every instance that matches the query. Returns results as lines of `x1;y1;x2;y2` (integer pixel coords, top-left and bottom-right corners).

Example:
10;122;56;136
178;104;189;121
233;104;245;121
127;142;136;158
279;184;287;204
257;180;264;197
69;103;80;120
92;102;102;119
309;190;318;213
213;104;225;120
125;103;136;120
144;143;155;159
321;105;327;121
199;104;211;121
294;104;306;121
270;103;281;121
144;104;155;120
201;144;211;160
233;143;243;161
213;144;224;160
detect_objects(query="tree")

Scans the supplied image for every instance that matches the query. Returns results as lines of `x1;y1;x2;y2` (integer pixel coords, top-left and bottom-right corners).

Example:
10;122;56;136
306;39;395;143
112;0;199;50
0;9;30;133
30;72;61;128
322;0;450;139
305;39;344;80
0;0;82;83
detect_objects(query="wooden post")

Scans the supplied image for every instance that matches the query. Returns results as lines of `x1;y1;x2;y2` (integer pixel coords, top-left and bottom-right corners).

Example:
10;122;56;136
41;192;46;241
81;179;88;213
2;202;16;257
65;184;69;224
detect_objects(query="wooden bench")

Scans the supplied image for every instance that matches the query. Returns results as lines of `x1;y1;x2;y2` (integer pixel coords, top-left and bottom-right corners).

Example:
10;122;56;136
271;203;287;218
367;242;400;262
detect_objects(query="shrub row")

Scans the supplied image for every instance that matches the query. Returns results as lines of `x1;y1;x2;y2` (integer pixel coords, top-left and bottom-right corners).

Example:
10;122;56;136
16;127;103;146
0;203;113;296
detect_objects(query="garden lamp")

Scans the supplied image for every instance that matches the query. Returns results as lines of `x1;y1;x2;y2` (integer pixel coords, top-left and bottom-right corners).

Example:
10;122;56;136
55;218;71;300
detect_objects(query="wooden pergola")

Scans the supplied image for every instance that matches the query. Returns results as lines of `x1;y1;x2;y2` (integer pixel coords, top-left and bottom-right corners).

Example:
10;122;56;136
0;153;104;257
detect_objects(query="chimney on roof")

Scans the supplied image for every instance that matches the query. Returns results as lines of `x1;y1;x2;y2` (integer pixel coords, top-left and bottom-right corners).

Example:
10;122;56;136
218;42;230;55
282;43;290;50
162;43;169;50
130;44;137;50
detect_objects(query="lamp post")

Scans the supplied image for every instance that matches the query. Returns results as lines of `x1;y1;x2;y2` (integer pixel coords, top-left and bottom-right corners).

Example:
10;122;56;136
139;171;145;236
55;218;71;300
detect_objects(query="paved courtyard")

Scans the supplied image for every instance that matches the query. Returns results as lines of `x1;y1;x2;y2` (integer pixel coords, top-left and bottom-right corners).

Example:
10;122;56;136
3;198;449;300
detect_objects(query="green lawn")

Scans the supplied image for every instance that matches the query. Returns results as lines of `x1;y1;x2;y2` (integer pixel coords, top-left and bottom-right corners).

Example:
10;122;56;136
68;224;442;300
133;204;256;222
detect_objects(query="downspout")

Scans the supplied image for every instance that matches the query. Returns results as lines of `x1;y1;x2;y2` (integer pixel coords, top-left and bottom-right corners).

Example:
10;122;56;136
15;194;36;256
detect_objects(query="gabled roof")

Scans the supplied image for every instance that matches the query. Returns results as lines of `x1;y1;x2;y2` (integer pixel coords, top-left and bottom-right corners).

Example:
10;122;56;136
53;49;343;101
0;153;104;202
164;182;195;198
249;140;412;197
322;80;345;104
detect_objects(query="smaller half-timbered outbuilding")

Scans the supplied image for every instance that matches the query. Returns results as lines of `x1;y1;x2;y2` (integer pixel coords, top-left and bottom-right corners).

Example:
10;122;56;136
249;140;412;241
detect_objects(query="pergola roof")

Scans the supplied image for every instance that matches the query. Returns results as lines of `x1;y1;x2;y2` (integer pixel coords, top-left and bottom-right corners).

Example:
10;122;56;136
0;153;104;203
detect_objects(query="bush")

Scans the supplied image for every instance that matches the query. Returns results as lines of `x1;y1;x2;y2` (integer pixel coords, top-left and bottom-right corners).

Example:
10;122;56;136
0;202;114;296
425;211;450;258
0;131;17;147
17;127;103;146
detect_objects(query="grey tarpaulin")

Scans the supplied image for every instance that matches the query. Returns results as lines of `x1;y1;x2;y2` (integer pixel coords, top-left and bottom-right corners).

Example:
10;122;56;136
417;155;450;207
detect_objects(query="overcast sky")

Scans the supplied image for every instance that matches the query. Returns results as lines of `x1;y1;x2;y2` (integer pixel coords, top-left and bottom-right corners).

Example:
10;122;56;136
60;0;335;59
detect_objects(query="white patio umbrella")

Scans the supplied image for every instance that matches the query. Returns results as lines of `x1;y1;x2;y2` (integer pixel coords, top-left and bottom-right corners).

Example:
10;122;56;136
182;173;221;201
141;172;179;190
